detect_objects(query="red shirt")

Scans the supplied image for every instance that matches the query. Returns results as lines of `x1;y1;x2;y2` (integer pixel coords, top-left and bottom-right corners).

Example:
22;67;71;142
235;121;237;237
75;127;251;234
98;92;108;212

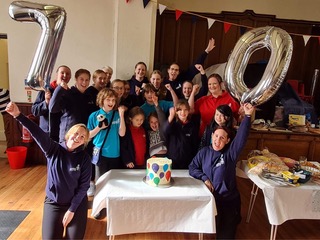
130;125;147;166
195;91;240;136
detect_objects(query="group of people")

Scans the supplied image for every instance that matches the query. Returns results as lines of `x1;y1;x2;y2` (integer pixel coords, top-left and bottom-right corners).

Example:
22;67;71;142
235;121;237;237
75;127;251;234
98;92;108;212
5;37;255;239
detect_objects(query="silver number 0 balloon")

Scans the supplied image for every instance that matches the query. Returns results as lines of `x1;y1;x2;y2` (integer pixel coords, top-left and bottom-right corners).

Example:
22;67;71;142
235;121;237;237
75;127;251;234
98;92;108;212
9;1;67;90
225;26;293;106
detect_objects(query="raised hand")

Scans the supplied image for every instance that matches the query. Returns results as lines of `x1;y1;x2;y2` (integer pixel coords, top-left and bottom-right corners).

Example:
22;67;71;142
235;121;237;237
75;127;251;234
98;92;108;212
195;64;205;74
164;83;173;92
118;105;127;117
168;107;176;123
192;84;200;95
45;90;51;105
205;38;216;53
152;94;159;107
135;86;141;95
5;102;20;118
243;103;255;116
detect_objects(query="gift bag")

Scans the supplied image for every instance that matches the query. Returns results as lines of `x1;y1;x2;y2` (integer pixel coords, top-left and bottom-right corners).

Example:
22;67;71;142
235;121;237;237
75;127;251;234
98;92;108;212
92;146;101;165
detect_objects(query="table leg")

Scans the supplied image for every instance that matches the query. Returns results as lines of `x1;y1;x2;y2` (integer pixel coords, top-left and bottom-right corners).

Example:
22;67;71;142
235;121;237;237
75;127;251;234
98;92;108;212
270;225;278;240
108;235;115;240
198;233;203;240
246;183;259;223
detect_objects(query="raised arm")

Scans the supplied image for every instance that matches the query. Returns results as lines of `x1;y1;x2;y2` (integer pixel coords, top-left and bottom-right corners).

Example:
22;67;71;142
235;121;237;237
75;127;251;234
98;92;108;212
194;64;208;99
165;83;178;106
49;85;67;113
6;102;55;154
118;106;126;137
31;90;51;117
182;38;216;81
188;84;200;114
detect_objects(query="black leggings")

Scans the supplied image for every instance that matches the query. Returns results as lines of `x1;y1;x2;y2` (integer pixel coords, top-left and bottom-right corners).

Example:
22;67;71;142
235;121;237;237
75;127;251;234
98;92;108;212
42;196;88;239
215;195;242;240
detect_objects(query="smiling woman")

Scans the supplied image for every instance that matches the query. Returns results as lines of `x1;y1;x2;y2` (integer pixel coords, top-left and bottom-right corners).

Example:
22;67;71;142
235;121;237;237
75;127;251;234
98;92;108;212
5;101;92;239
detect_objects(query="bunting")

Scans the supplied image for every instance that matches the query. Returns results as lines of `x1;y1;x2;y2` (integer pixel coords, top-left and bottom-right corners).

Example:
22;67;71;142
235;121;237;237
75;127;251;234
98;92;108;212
303;35;311;46
133;0;320;47
224;22;232;33
207;18;215;29
175;10;183;21
240;26;247;35
126;0;130;3
191;15;198;24
143;0;150;8
158;4;166;15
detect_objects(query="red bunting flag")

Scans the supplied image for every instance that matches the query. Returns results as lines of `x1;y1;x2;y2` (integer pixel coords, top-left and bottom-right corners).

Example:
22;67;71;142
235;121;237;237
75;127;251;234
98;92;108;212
143;0;150;8
175;10;183;21
224;22;231;33
126;0;130;3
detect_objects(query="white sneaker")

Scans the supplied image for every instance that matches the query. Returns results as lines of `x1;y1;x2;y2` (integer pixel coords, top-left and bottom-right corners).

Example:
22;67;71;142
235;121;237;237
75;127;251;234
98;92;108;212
87;181;95;197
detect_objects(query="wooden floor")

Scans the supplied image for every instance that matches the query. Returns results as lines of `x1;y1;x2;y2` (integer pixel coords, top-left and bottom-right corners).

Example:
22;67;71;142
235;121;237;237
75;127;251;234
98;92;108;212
1;157;320;240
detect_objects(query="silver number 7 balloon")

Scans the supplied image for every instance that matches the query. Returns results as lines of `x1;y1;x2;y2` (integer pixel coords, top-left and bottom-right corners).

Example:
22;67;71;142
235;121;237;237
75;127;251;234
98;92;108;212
9;1;67;90
225;26;293;106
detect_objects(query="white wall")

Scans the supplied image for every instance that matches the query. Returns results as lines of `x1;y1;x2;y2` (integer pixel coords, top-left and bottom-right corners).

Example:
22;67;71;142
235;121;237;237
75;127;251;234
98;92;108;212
0;0;156;103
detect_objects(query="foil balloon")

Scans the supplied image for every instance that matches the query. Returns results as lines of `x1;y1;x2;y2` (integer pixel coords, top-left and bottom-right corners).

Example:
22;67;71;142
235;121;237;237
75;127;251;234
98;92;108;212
9;1;67;90
224;26;293;106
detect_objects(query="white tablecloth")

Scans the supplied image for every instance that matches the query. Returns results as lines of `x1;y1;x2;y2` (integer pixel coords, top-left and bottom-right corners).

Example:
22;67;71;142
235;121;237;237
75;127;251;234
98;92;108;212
239;160;320;225
92;169;216;236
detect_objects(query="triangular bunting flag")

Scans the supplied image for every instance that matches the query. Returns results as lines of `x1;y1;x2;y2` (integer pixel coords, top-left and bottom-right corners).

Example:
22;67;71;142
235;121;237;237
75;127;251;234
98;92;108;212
240;26;247;35
158;4;166;15
224;22;232;33
175;10;183;21
207;18;215;29
303;35;311;46
143;0;150;8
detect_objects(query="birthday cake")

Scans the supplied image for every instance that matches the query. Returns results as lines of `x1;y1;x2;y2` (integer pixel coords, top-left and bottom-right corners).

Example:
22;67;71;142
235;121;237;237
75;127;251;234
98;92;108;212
145;158;172;187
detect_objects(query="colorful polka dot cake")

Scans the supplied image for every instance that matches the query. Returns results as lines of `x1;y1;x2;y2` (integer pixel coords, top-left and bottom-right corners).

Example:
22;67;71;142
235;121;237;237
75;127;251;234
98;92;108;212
146;158;172;187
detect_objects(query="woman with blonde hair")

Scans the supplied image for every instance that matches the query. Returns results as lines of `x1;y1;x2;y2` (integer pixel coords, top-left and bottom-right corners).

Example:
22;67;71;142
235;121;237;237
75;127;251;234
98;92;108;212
6;102;91;239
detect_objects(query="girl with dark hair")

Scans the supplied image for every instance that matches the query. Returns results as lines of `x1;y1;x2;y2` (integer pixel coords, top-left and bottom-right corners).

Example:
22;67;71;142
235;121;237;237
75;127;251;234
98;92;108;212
199;104;236;150
120;106;149;168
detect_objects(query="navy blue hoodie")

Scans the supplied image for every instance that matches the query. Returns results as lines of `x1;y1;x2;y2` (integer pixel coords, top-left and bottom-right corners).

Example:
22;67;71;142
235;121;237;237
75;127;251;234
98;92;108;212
16;113;91;212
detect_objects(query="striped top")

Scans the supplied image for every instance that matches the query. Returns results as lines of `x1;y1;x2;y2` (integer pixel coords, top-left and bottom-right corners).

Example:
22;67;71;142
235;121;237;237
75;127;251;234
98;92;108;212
0;89;10;113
